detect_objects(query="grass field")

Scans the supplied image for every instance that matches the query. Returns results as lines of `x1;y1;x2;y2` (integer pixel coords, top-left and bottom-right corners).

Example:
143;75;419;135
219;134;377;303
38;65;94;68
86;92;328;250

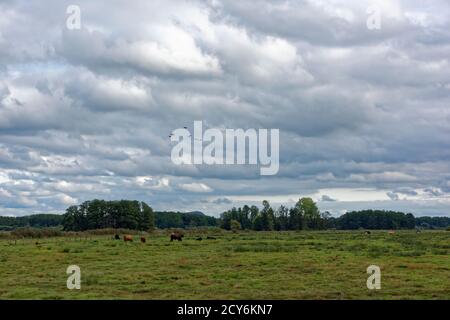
0;230;448;299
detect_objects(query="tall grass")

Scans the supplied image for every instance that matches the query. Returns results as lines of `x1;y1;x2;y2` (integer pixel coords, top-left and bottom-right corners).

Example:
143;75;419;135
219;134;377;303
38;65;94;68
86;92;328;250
0;226;225;239
11;227;62;238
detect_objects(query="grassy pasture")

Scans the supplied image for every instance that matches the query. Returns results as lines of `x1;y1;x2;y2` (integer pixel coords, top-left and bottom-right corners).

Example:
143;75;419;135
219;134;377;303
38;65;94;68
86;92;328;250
0;230;448;299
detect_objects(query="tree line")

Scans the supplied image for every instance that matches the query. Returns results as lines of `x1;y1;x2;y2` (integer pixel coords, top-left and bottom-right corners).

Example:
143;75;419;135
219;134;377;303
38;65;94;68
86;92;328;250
329;210;416;230
61;200;217;231
220;198;330;231
1;198;449;231
155;211;217;229
220;198;450;231
62;199;155;231
0;214;63;231
415;216;450;229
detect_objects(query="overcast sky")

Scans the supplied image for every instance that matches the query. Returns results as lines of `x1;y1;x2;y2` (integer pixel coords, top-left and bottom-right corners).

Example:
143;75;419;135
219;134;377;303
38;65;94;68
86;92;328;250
1;0;449;217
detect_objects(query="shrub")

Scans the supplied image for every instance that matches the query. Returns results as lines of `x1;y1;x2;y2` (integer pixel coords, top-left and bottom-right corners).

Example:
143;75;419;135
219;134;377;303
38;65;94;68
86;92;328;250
11;227;62;238
230;220;242;232
0;232;11;239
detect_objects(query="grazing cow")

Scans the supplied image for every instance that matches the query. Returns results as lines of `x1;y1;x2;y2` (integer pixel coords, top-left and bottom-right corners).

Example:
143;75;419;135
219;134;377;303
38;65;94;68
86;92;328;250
388;230;395;235
170;232;184;242
140;237;146;243
365;231;371;235
416;229;421;233
196;237;203;241
123;235;133;242
114;234;120;240
206;236;216;240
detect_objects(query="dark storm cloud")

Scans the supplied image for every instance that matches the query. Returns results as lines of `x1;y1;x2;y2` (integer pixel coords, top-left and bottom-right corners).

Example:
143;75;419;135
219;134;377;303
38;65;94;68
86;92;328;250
0;0;449;216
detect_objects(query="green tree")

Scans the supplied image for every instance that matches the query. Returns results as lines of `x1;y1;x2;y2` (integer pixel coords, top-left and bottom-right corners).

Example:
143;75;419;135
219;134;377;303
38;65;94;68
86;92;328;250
139;202;155;231
288;207;302;230
220;211;232;230
62;206;78;231
240;205;252;229
296;197;321;229
275;205;289;230
260;200;274;231
62;200;155;231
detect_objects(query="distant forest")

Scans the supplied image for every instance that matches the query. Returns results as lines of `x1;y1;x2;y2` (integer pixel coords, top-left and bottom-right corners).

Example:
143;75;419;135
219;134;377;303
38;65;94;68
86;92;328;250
0;214;64;230
0;199;216;231
0;198;449;231
219;199;450;231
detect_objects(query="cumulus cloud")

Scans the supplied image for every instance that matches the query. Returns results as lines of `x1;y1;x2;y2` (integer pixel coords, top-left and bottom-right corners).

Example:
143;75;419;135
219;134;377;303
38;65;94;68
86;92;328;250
0;0;449;217
386;191;400;201
423;187;444;197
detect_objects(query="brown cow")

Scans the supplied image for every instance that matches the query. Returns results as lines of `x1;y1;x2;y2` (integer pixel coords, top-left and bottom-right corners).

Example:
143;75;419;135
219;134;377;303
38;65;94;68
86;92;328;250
140;237;146;243
170;232;184;242
388;230;395;235
123;235;133;242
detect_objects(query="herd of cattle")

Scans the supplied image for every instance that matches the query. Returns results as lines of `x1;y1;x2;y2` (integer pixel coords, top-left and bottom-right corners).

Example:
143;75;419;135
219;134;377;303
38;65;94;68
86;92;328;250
114;232;217;243
114;230;412;243
25;230;423;247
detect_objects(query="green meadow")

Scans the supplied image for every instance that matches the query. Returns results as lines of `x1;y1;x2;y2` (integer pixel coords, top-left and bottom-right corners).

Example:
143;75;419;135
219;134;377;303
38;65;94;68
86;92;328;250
0;230;448;299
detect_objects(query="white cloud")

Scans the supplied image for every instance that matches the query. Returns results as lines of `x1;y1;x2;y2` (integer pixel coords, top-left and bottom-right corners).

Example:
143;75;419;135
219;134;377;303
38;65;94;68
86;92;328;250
55;193;78;206
178;182;213;193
